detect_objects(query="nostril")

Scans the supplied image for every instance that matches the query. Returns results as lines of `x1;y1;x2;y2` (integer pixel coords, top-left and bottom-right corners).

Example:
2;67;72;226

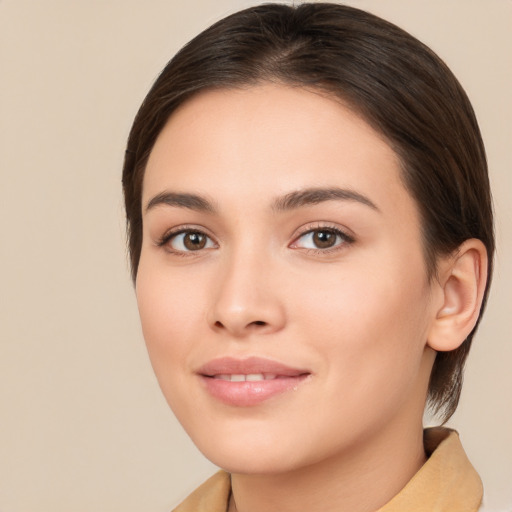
212;319;266;330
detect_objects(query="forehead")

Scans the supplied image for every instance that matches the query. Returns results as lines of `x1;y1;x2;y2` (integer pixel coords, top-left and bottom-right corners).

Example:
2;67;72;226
143;84;415;220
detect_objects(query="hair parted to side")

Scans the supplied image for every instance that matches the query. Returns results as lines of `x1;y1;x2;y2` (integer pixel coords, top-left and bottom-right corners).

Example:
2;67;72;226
122;3;494;422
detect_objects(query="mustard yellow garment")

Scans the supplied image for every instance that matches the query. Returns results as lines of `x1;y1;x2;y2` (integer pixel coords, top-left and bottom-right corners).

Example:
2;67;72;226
173;428;482;512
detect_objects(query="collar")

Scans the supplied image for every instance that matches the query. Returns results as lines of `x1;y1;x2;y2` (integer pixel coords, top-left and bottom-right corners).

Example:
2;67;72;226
173;427;482;512
376;427;482;511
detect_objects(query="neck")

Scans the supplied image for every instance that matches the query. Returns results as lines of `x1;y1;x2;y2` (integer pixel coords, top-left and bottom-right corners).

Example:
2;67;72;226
229;419;426;512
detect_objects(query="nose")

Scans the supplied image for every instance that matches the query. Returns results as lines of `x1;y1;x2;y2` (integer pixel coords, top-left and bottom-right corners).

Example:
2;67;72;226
207;248;287;338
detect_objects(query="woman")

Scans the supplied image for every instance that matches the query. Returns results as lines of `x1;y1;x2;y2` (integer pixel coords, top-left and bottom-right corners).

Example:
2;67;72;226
122;4;493;511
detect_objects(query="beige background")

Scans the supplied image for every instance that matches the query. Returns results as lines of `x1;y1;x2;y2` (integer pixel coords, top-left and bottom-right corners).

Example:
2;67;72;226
0;1;510;511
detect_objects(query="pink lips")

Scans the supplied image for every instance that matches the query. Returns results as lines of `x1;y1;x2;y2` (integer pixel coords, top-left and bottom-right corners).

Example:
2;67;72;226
197;356;310;406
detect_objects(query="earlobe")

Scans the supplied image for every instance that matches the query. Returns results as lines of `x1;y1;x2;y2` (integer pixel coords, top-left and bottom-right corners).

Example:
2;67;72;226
427;239;488;352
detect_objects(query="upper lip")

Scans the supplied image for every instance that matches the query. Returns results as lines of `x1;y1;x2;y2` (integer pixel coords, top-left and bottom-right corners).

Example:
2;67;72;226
197;356;310;377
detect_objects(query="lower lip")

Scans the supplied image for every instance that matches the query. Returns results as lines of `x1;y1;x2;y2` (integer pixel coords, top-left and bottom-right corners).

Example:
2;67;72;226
200;375;309;406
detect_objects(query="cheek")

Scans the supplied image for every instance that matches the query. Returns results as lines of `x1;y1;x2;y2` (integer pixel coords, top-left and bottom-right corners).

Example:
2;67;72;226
292;255;432;390
284;271;432;455
135;265;214;427
135;262;207;377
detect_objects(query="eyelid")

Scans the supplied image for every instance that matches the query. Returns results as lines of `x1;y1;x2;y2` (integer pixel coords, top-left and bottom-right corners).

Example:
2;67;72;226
156;224;218;252
289;222;355;251
154;222;354;254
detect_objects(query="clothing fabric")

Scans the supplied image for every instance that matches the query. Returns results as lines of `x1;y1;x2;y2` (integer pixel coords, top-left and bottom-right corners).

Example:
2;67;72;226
172;427;482;512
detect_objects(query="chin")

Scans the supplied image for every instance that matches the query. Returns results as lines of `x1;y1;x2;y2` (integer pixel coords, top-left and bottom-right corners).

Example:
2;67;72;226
185;422;308;475
202;446;301;475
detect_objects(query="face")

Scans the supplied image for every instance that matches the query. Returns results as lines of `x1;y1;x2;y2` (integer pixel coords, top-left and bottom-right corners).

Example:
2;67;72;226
136;84;439;474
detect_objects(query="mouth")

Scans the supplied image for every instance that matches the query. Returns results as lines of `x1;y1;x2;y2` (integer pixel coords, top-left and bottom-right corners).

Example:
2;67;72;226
197;357;311;406
212;373;282;382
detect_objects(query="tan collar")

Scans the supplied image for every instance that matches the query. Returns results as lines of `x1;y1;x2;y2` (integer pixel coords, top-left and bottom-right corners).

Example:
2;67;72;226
376;428;482;512
173;470;231;512
173;428;482;512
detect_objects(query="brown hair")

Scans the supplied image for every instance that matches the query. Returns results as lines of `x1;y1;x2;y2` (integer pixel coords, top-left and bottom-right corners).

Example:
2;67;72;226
122;3;494;421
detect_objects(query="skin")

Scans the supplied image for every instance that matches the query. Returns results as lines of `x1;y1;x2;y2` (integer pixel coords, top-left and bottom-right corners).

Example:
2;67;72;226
136;84;481;512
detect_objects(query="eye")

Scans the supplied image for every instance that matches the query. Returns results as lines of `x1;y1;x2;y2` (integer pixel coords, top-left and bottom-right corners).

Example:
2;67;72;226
291;227;353;251
162;230;216;252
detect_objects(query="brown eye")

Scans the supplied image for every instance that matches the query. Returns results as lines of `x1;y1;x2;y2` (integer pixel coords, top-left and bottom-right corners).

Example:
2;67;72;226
167;230;215;252
292;227;352;251
312;230;337;249
183;232;207;250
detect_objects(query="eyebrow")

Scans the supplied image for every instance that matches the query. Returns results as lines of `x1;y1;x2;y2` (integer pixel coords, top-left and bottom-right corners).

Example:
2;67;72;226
272;187;379;212
145;192;217;213
144;186;379;215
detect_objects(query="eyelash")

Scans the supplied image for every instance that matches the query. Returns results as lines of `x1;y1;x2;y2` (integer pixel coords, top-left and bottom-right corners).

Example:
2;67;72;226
290;223;355;254
156;223;355;256
156;225;218;256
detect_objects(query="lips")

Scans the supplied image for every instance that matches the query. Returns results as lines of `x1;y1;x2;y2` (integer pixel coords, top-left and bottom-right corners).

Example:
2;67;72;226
197;356;311;406
213;373;277;381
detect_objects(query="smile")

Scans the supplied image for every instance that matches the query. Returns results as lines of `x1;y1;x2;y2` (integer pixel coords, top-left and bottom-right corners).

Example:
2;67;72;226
198;357;311;406
213;373;278;381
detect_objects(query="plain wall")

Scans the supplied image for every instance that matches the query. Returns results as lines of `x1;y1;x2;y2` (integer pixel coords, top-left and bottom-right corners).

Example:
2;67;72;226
0;1;510;511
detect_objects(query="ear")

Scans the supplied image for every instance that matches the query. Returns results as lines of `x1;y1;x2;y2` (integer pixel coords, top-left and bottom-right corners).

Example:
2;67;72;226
427;239;488;352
